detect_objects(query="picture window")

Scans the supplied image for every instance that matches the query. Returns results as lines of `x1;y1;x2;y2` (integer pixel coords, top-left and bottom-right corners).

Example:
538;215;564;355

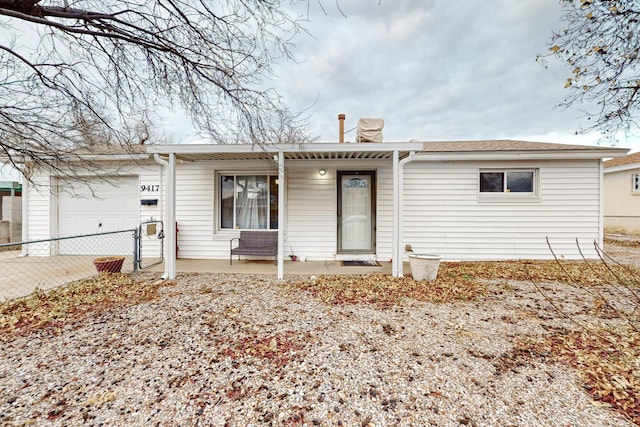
220;174;278;230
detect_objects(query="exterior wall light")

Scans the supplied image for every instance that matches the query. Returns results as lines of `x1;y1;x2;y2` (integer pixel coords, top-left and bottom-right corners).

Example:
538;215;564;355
319;169;326;176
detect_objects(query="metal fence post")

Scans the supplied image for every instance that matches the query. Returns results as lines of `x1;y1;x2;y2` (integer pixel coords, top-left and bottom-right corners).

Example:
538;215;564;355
133;227;140;272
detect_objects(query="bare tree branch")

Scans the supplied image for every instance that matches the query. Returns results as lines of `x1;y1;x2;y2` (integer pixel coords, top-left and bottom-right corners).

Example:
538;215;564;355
0;0;313;181
540;0;640;142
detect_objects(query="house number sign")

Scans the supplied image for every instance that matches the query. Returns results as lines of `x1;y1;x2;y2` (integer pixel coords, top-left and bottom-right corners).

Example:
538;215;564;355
140;184;160;192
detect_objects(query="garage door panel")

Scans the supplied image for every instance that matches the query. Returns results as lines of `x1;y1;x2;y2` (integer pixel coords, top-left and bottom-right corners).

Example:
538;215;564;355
58;177;139;255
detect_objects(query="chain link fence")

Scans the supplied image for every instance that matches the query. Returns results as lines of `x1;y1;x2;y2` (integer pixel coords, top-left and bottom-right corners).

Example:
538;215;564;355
138;220;164;269
0;223;164;301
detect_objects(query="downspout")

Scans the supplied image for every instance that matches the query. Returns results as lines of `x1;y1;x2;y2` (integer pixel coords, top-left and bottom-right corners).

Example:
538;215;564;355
154;153;176;280
394;151;416;277
277;151;285;280
392;151;399;276
20;176;29;257
598;159;604;249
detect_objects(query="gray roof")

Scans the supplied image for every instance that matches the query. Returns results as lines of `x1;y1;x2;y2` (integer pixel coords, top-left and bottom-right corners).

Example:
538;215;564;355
603;151;640;169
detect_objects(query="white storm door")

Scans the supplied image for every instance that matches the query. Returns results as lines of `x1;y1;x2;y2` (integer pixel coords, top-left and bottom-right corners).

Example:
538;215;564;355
339;172;374;252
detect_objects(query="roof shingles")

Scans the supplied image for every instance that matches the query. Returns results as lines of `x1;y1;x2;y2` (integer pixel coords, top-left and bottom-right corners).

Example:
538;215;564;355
604;151;640;168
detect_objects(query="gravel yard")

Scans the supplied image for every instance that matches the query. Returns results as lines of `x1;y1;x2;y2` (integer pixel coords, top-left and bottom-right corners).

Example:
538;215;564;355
1;245;639;426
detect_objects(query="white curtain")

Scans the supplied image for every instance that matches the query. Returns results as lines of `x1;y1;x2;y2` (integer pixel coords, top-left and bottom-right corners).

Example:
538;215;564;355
236;176;267;229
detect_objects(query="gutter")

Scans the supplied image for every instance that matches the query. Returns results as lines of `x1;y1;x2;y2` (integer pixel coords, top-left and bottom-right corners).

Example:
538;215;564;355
405;150;628;162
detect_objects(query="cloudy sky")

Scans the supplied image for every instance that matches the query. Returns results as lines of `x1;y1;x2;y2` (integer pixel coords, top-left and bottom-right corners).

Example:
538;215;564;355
5;1;638;183
224;0;639;150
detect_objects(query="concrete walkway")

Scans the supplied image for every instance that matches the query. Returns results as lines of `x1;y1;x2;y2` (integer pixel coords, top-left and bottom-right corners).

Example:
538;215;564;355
145;258;397;276
1;256;400;301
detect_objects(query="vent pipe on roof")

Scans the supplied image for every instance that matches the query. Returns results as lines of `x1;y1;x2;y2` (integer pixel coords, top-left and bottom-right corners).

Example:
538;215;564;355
356;118;384;143
338;114;345;143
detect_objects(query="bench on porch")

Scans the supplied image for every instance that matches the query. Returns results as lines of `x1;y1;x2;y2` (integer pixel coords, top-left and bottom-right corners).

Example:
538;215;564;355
229;231;278;265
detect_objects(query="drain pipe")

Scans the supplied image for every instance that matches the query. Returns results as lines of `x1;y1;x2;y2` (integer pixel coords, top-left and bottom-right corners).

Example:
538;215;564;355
154;153;176;280
20;176;29;257
392;151;416;277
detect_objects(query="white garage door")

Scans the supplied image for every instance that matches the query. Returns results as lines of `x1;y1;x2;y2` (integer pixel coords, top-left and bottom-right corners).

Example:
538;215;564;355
58;176;139;255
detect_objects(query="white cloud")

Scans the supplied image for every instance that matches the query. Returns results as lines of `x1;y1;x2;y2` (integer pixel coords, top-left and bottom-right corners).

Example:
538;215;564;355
267;0;637;149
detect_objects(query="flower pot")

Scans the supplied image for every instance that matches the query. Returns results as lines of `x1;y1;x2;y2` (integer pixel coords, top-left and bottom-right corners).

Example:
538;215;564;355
408;253;442;282
93;256;125;273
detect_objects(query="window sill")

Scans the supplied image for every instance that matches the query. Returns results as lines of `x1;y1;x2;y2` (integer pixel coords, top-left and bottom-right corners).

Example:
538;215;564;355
478;194;540;203
214;229;278;238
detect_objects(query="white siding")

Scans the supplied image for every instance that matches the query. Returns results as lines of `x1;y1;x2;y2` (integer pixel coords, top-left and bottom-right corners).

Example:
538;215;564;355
376;166;394;260
26;170;53;243
25;156;605;262
139;164;163;224
174;159;277;259
174;161;216;259
172;159;393;261
284;160;393;261
403;160;602;260
25;162;162;256
285;166;337;260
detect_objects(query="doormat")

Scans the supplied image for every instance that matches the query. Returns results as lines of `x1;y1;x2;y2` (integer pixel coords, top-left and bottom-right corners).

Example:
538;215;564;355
341;260;381;267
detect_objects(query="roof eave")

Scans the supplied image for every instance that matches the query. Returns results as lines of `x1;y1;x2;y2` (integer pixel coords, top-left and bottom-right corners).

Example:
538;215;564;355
411;148;629;161
145;142;424;155
604;163;640;173
145;143;628;162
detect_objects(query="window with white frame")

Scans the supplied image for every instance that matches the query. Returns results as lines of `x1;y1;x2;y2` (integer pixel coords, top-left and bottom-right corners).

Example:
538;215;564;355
479;169;536;194
633;173;640;193
220;174;278;230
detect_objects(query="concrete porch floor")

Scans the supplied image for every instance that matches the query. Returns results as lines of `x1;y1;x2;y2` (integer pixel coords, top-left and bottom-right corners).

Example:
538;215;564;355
144;259;407;276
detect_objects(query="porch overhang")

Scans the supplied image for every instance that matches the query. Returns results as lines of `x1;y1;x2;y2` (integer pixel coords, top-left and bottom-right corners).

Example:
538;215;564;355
145;142;422;162
145;140;628;163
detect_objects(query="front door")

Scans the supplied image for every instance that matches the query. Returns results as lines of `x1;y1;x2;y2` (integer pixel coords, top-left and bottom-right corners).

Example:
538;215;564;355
338;171;375;253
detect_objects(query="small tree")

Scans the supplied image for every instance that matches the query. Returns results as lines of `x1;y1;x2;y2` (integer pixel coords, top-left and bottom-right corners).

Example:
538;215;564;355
540;0;640;142
0;0;310;180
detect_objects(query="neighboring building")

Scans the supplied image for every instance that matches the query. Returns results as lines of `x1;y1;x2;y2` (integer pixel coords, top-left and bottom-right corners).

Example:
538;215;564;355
603;152;640;235
18;139;627;278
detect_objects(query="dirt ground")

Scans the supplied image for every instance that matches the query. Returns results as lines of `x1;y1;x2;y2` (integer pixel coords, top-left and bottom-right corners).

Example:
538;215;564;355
604;235;640;268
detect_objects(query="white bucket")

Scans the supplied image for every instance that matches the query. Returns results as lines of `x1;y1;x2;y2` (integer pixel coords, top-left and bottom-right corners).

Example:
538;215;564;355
408;253;442;282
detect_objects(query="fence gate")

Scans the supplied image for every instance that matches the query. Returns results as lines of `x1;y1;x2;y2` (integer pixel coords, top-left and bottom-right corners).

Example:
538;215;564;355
137;220;164;270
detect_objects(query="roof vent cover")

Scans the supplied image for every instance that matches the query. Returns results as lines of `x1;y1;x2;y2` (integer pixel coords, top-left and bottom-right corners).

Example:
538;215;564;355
355;118;384;143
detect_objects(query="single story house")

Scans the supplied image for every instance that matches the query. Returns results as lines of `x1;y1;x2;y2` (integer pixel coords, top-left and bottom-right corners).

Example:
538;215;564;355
20;139;628;279
603;152;640;235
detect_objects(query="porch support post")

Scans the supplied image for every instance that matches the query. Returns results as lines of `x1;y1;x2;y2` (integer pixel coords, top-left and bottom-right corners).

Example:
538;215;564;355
167;153;177;279
277;151;285;280
153;153;176;280
392;150;400;277
155;153;178;280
